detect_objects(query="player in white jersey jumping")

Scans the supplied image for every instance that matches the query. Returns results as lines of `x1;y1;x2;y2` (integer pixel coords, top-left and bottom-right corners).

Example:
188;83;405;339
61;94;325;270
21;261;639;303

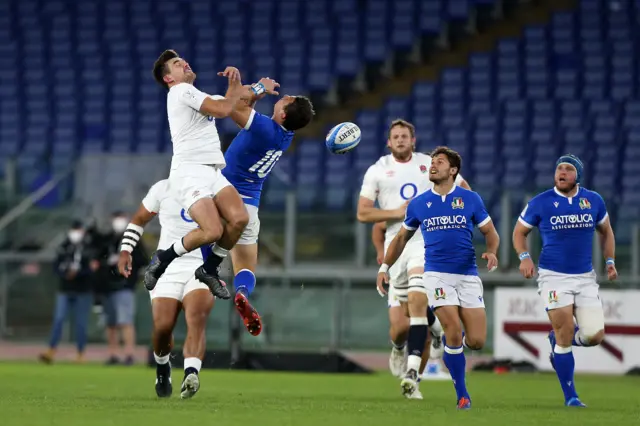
118;180;215;399
145;50;276;298
512;154;617;407
358;120;470;382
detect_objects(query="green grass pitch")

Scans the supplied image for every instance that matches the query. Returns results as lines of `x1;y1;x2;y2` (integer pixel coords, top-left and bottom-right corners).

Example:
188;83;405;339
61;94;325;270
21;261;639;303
1;363;639;426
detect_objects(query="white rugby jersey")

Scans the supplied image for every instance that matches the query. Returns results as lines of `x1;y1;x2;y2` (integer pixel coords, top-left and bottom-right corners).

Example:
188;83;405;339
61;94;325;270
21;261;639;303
166;82;226;169
142;179;207;262
359;152;464;246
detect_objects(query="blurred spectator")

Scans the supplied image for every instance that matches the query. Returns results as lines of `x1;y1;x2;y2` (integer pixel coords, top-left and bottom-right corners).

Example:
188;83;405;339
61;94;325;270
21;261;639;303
40;220;99;364
100;211;148;365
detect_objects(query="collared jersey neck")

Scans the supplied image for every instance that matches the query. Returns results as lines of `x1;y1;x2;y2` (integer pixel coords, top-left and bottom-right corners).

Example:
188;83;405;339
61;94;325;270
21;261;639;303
431;184;458;201
554;185;580;204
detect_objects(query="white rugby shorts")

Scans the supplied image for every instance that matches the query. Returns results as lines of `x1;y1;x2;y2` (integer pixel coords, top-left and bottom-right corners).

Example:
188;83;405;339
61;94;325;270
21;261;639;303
388;240;424;304
237;204;260;245
169;164;231;211
148;259;209;302
537;268;602;310
424;271;485;309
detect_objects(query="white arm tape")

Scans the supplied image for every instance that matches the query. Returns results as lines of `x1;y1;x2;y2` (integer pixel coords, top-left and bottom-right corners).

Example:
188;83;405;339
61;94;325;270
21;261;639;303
378;263;390;274
120;223;144;253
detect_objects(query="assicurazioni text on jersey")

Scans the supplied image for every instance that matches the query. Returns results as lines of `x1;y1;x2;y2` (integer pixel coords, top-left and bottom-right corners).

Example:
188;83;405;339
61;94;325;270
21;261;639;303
222;109;294;207
402;186;491;276
518;186;608;274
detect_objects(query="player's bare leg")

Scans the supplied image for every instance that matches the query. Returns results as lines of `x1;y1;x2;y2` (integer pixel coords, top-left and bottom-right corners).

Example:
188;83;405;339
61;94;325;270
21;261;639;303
151;298;182;398
230;244;262;336
400;279;430;400
193;187;249;297
547;305;585;406
459;307;487;351
435;305;471;409
388;304;409;377
180;289;215;399
145;197;226;296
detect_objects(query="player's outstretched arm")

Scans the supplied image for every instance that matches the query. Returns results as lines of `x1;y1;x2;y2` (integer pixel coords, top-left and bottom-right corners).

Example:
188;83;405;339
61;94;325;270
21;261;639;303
596;216;618;281
372;222;387;265
513;221;535;278
118;204;157;278
228;78;280;128
478;220;500;272
377;226;415;296
357;197;407;223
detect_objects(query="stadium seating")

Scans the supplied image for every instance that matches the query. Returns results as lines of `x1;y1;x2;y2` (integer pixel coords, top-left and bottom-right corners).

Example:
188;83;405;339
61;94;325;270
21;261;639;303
290;0;640;235
0;0;491;191
1;0;637;235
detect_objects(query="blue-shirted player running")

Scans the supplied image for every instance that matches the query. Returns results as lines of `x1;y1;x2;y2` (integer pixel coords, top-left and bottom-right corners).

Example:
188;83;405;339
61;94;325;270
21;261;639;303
222;73;315;336
512;154;618;408
377;146;500;408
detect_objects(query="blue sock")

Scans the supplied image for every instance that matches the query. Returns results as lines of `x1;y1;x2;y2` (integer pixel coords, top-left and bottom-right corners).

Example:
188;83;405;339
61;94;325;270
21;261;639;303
235;269;256;298
553;345;578;401
443;345;468;400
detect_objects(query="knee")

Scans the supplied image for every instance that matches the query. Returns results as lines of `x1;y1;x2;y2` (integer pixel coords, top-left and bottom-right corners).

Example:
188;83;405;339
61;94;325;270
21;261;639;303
186;307;211;330
153;319;175;337
554;323;575;346
202;221;224;242
441;321;463;346
464;334;485;351
231;207;249;231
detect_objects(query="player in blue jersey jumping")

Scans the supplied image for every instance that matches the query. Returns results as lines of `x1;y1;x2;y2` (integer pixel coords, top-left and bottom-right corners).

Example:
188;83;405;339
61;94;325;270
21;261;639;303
512;154;618;408
377;146;499;408
221;71;315;336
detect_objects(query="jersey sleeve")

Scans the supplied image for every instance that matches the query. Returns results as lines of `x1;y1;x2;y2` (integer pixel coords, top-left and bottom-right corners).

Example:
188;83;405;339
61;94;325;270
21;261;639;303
594;192;609;225
402;198;421;231
244;110;277;139
141;182;163;213
359;164;379;201
175;83;208;111
471;192;492;227
518;198;541;229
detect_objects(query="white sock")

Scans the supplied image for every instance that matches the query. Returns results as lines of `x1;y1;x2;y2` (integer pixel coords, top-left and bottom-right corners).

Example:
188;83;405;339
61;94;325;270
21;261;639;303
184;357;202;372
212;243;229;258
174;239;188;256
154;353;170;365
554;345;572;354
407;354;421;372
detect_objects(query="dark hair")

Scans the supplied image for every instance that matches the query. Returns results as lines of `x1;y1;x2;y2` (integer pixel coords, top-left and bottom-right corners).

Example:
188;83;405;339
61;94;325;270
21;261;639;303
388;119;416;139
153;49;179;89
430;146;462;180
283;96;315;131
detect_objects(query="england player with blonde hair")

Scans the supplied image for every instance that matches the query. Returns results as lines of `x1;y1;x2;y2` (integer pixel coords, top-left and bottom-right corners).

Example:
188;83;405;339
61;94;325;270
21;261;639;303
357;119;471;396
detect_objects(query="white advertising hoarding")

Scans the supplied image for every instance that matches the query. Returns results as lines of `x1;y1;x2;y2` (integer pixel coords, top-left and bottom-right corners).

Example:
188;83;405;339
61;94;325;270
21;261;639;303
494;288;640;374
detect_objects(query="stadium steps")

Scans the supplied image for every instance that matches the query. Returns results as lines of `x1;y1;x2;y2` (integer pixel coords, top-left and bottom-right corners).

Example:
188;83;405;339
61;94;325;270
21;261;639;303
295;0;579;141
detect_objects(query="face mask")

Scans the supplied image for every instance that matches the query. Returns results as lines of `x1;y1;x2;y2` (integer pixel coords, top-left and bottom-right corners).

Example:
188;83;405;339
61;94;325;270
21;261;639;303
68;230;84;244
112;217;128;234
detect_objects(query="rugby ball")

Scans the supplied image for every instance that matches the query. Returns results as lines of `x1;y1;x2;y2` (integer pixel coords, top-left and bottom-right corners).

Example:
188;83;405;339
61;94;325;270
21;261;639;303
325;122;361;154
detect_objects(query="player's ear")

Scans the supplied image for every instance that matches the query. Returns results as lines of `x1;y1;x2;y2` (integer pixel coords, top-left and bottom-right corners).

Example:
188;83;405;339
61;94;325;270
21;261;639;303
163;74;173;85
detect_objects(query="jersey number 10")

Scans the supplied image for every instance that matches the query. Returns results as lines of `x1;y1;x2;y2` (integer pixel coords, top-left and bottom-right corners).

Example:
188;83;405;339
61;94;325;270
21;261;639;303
249;150;283;178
